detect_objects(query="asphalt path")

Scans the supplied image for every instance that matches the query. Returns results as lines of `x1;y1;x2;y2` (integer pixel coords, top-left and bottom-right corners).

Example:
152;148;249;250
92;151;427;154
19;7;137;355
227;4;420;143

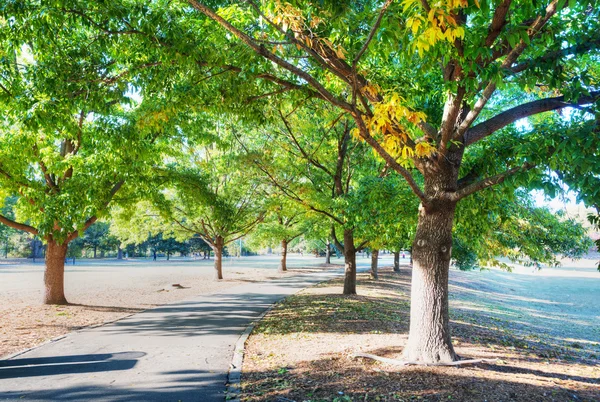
0;260;382;402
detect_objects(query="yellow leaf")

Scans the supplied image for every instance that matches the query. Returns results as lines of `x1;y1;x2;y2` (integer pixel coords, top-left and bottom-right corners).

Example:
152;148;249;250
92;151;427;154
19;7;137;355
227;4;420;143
415;142;434;157
350;127;361;140
401;146;414;159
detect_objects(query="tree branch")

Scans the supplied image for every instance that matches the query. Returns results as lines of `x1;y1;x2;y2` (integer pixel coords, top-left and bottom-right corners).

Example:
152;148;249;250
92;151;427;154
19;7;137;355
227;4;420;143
485;0;512;48
0;214;38;235
66;180;124;242
452;162;533;201
279;109;334;177
465;91;600;146
352;0;393;68
509;36;600;74
356;120;428;205
457;0;560;135
331;225;344;253
188;0;353;112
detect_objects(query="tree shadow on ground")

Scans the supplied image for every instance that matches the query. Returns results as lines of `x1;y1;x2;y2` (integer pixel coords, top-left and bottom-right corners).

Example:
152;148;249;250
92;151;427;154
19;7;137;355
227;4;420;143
0;351;145;380
242;348;599;402
0;366;225;401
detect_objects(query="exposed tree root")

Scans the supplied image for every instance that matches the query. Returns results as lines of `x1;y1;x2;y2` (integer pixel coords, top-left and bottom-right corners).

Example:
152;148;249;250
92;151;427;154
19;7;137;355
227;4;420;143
351;352;500;367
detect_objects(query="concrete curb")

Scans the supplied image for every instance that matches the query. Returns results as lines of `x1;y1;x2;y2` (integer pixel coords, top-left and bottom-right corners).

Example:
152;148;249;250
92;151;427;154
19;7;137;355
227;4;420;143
225;303;276;402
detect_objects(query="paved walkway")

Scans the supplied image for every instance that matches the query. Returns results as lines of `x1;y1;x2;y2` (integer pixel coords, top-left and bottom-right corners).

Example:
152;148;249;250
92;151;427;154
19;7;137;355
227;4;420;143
0;269;346;401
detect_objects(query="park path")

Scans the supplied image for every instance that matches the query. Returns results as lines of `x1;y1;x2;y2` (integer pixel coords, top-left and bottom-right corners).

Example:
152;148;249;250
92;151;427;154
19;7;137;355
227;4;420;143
0;269;346;402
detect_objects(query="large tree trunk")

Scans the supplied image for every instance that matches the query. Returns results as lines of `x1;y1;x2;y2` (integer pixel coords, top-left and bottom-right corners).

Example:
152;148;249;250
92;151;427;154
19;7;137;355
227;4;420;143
403;150;463;364
342;229;356;295
93;246;97;259
370;249;379;279
278;239;288;272
44;239;69;305
325;239;331;264
214;236;224;280
117;247;123;260
393;251;400;272
403;203;457;363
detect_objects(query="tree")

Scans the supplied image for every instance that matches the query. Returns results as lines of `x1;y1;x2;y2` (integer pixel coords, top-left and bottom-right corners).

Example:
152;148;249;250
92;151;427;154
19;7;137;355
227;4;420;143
0;4;175;304
249;197;307;272
156;134;266;279
80;222;119;258
181;0;600;363
350;175;419;273
242;109;378;293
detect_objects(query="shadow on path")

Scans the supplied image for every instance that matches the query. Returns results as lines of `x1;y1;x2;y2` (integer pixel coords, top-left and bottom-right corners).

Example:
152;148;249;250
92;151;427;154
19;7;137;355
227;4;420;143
0;352;145;379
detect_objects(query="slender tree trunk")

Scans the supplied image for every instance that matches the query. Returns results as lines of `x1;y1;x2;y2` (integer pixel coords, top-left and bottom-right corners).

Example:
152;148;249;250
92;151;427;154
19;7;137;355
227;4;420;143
370;249;379;279
342;229;356;295
44;239;69;305
117;247;123;260
93;246;97;259
278;239;288;272
214;236;224;280
325;239;331;264
393;251;400;272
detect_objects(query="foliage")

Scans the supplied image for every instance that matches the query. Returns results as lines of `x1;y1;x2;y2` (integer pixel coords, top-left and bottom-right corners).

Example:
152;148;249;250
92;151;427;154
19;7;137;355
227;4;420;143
349;175;418;251
0;1;180;247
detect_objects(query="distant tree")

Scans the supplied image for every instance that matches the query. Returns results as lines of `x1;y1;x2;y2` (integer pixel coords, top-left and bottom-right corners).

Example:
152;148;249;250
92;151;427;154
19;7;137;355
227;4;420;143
244;110;379;293
161;141;266;279
250;197;307;272
81;223;119;259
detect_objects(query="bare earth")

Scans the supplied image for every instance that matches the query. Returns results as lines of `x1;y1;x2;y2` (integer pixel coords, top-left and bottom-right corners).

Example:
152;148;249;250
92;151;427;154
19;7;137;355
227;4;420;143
0;255;332;358
242;258;600;402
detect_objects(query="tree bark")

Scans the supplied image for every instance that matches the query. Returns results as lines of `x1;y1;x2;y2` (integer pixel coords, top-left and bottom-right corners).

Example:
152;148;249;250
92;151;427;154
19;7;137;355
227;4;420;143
325;239;331;264
214;235;224;280
370;249;379;279
117;247;123;260
44;239;69;305
403;151;463;364
278;239;288;272
343;229;356;295
93;246;97;259
393;251;400;272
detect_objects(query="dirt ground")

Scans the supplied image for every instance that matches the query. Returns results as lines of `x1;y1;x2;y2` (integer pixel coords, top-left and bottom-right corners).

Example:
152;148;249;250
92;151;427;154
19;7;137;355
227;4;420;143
242;259;600;402
0;254;338;358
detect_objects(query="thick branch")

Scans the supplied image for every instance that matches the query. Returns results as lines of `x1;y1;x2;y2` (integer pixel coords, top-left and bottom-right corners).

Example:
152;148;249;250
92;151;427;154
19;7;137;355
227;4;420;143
0;214;38;235
457;0;559;135
465;91;600;146
452;162;533;201
485;0;512;47
188;0;353;112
